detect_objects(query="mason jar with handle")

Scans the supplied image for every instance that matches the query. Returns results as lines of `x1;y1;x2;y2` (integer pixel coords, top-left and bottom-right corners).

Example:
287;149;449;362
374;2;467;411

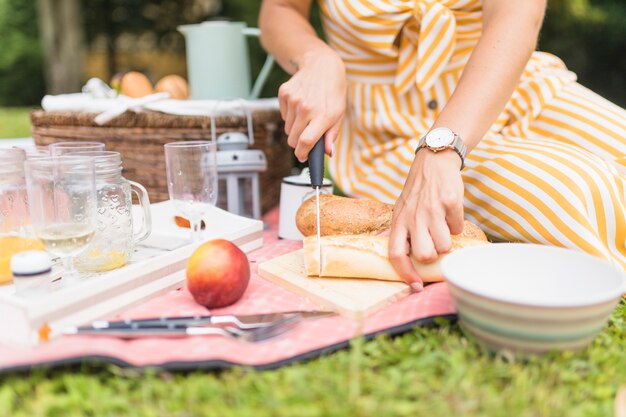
73;151;151;272
177;20;274;100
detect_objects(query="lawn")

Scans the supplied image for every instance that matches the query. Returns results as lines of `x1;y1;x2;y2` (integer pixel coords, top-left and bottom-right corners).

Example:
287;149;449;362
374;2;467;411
0;107;33;139
0;300;624;417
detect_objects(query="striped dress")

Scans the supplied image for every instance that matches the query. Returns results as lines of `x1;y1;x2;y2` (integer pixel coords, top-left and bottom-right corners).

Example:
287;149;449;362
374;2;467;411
319;0;626;269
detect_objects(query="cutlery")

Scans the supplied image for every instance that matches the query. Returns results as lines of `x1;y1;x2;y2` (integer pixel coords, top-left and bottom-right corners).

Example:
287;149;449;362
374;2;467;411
75;310;334;331
63;315;301;343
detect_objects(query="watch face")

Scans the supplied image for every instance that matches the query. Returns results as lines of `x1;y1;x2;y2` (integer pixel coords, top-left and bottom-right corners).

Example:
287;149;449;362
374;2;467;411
425;127;454;148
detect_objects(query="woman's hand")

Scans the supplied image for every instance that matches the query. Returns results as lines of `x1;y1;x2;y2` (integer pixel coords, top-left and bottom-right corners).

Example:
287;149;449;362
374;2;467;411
388;149;465;291
278;49;347;162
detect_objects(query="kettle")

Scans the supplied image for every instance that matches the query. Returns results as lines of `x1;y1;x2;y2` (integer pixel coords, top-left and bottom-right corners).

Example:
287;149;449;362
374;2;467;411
178;21;274;100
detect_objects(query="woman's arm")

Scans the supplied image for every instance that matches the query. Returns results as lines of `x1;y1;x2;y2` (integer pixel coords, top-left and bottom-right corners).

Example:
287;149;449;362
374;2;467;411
431;0;547;149
389;0;547;289
259;0;347;161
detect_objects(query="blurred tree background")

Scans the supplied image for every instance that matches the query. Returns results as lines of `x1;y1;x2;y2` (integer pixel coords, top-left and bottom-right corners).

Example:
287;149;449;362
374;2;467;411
0;0;624;107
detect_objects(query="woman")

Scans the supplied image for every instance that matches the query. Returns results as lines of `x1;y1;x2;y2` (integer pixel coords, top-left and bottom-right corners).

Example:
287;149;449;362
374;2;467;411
259;0;626;290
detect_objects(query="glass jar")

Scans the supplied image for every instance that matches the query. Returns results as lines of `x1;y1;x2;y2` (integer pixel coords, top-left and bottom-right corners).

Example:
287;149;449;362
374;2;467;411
0;149;44;284
73;151;151;272
0;149;27;235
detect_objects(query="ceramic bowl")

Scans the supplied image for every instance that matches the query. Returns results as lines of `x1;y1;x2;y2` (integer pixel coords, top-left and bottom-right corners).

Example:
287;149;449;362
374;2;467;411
440;243;625;355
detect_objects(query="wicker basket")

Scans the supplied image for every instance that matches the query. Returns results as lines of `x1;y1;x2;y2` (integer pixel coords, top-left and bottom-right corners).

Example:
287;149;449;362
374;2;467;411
30;107;294;214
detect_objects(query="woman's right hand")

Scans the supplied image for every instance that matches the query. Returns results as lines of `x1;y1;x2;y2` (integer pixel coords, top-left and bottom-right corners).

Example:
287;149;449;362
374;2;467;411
278;49;347;162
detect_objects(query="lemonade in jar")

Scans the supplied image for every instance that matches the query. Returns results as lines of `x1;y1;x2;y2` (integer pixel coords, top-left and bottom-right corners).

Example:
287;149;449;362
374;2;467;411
0;149;44;285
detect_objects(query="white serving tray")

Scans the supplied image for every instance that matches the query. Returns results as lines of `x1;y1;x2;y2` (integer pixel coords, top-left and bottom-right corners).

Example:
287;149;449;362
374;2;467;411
0;201;263;348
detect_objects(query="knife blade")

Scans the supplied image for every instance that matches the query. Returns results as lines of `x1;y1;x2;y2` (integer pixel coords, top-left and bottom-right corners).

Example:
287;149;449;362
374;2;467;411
308;138;325;277
76;310;334;331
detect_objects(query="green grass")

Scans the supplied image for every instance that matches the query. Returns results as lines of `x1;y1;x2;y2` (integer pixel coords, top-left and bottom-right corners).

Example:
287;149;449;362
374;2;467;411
0;300;624;417
0;107;32;139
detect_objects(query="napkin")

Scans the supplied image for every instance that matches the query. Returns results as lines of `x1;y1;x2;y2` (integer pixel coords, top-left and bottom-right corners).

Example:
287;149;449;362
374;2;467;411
41;93;280;125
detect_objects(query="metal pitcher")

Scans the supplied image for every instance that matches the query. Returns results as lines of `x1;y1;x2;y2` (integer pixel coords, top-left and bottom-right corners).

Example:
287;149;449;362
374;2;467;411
178;21;274;100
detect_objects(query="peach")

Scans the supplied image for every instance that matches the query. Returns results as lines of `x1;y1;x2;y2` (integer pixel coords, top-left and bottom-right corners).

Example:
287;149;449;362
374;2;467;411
119;71;153;98
186;239;250;308
155;75;189;100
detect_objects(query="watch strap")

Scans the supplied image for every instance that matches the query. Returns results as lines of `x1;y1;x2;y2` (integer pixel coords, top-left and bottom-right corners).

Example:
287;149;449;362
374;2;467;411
451;134;467;170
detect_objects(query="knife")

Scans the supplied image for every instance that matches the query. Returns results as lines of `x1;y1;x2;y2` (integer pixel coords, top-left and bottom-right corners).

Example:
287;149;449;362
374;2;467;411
71;310;334;331
308;138;325;277
63;315;302;343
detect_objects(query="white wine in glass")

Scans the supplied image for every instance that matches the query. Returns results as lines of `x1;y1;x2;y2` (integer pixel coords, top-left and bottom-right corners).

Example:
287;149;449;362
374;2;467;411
164;141;218;242
38;224;96;257
24;156;97;282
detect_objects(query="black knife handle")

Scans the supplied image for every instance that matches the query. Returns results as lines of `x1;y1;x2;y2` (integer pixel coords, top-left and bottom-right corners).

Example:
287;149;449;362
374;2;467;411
308;138;325;188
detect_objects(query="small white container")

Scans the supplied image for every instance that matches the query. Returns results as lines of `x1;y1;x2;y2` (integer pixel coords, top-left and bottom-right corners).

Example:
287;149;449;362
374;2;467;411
11;250;52;297
278;168;333;240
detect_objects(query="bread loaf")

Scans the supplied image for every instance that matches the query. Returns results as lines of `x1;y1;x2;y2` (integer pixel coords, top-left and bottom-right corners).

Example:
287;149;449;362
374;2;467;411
298;194;490;282
296;194;393;237
304;235;489;282
296;194;487;241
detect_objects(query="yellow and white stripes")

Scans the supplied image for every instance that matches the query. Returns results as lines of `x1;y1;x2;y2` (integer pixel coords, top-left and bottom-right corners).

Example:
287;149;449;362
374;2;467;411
319;0;626;269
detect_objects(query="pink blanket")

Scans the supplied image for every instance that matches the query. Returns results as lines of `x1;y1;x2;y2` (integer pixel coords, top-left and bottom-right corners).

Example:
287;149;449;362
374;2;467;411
0;210;456;372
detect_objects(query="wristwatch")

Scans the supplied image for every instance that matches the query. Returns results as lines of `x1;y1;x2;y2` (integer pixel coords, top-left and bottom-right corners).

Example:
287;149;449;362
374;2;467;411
416;127;467;169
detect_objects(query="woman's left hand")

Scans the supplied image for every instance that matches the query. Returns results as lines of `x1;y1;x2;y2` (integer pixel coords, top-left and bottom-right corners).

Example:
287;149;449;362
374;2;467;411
388;149;465;291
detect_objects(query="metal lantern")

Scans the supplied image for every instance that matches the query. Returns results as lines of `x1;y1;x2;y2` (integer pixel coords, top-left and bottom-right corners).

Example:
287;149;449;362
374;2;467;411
211;100;267;219
215;130;267;219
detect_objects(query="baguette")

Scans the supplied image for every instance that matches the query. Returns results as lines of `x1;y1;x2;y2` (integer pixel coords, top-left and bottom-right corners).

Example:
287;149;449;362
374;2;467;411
296;194;487;241
303;235;489;282
296;194;393;237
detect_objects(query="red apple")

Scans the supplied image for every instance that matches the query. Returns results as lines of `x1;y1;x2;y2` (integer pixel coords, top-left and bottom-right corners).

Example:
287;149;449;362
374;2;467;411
186;239;250;308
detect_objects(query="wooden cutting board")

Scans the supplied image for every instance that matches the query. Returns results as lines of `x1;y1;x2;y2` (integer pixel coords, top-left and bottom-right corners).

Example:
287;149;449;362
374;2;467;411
258;249;411;318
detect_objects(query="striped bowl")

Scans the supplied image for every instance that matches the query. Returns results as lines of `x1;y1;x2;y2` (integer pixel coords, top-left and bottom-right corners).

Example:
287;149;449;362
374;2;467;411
440;244;625;355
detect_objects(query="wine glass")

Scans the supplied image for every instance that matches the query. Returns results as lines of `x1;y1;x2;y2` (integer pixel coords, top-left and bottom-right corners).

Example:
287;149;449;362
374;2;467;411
164;141;218;242
24;156;97;282
49;141;105;156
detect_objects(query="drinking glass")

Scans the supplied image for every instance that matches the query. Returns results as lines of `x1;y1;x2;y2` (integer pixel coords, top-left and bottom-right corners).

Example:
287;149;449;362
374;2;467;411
0;148;29;235
164;141;218;242
0;149;44;284
49;141;105;156
24;156;97;281
70;151;152;272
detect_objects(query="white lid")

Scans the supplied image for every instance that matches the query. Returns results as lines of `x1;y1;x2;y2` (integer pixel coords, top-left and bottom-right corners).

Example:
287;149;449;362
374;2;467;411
11;251;52;276
282;168;332;187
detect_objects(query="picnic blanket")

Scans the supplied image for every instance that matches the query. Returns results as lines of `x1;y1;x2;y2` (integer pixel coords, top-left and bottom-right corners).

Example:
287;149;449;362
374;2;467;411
0;209;456;373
